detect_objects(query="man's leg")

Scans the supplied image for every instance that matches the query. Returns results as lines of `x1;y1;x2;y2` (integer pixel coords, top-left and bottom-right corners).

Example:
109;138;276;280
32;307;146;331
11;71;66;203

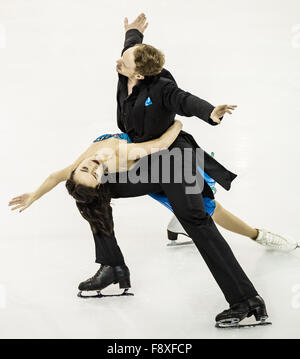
158;138;259;305
93;229;126;266
77;189;131;295
161;181;258;305
78;227;130;295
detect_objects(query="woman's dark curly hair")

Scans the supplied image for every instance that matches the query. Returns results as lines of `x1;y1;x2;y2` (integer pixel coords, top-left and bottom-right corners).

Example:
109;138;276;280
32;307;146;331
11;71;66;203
65;170;114;236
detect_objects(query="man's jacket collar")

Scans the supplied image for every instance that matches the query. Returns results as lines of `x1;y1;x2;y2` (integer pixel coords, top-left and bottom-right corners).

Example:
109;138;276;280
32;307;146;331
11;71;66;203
118;72;162;90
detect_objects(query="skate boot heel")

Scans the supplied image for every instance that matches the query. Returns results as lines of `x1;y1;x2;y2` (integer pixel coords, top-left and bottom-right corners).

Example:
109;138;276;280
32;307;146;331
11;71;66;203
167;230;178;241
114;265;131;289
118;277;131;289
252;306;268;322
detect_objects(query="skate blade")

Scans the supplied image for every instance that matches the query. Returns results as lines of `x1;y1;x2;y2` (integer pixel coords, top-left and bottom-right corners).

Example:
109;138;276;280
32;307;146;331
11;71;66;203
77;288;134;299
167;232;193;247
167;240;194;247
167;238;194;247
216;317;272;329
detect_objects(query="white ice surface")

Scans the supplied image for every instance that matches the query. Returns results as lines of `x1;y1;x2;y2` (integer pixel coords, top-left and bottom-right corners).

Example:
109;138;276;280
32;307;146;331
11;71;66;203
1;200;300;339
1;0;300;339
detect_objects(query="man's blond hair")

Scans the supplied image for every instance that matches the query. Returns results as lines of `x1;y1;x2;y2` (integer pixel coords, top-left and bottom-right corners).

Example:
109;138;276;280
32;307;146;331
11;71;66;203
134;44;165;76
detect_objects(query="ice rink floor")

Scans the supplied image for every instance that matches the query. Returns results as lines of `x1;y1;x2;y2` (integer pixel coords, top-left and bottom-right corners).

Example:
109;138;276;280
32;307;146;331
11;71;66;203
1;197;300;339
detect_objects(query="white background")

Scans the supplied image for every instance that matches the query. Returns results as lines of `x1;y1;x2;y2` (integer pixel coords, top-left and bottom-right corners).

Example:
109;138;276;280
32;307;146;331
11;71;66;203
0;0;300;339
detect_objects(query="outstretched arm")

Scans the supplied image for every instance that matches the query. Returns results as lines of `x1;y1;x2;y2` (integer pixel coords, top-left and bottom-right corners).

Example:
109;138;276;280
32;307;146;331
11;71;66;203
162;81;237;125
8;166;73;213
8;143;97;213
121;13;148;55
125;120;183;160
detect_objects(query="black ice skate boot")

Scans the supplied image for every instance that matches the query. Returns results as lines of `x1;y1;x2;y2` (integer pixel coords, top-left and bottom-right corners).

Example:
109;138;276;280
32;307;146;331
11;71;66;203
77;264;133;299
115;265;131;289
215;296;272;328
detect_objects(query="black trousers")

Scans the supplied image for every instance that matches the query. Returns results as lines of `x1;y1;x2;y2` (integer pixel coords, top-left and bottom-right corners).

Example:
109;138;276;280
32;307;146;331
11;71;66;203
93;136;258;305
93;230;126;267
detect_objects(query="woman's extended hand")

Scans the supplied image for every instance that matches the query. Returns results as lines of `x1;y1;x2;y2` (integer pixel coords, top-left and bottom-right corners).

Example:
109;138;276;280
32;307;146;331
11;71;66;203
8;193;36;213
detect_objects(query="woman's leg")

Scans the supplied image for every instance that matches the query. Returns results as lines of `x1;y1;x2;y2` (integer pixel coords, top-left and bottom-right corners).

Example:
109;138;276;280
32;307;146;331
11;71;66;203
167;199;298;251
212;201;258;240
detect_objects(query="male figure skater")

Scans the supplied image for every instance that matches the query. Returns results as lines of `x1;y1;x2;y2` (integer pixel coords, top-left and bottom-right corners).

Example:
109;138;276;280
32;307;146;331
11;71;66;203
80;13;269;327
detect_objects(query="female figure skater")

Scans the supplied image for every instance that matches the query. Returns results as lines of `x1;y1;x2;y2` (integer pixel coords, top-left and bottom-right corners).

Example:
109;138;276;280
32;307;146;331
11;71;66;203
8;120;184;211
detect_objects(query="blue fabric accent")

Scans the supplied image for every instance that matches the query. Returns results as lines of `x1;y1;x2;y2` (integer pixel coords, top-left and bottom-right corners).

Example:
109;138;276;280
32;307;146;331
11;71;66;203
93;133;132;143
203;197;216;216
145;96;152;107
92;132;216;215
148;192;174;212
197;165;217;195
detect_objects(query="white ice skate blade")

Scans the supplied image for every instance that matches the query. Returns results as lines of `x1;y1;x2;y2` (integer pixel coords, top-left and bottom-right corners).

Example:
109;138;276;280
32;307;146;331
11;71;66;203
216;317;272;329
167;233;193;247
167;240;194;247
77;288;134;299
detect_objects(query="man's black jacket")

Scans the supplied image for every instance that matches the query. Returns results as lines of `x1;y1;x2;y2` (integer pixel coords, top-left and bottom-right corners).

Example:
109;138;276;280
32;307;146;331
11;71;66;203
116;29;237;191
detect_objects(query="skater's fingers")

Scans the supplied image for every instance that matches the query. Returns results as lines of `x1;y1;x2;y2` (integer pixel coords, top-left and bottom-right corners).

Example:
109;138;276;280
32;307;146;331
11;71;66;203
139;14;146;23
227;105;237;110
135;13;145;24
11;204;24;211
8;200;21;206
142;22;149;32
11;196;22;201
11;204;24;210
9;198;24;205
9;196;23;201
225;110;233;115
137;17;146;27
138;14;146;21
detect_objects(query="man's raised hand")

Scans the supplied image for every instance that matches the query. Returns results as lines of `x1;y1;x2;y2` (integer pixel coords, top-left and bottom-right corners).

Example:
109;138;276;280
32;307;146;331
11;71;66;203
124;13;148;34
210;105;237;124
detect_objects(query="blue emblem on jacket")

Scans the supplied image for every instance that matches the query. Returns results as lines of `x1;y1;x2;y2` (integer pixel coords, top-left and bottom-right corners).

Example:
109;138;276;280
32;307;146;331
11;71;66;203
145;96;152;107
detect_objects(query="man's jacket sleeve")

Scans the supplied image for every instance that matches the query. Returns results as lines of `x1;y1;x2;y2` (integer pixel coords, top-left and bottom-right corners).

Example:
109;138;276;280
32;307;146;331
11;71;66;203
162;82;218;126
121;29;144;55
